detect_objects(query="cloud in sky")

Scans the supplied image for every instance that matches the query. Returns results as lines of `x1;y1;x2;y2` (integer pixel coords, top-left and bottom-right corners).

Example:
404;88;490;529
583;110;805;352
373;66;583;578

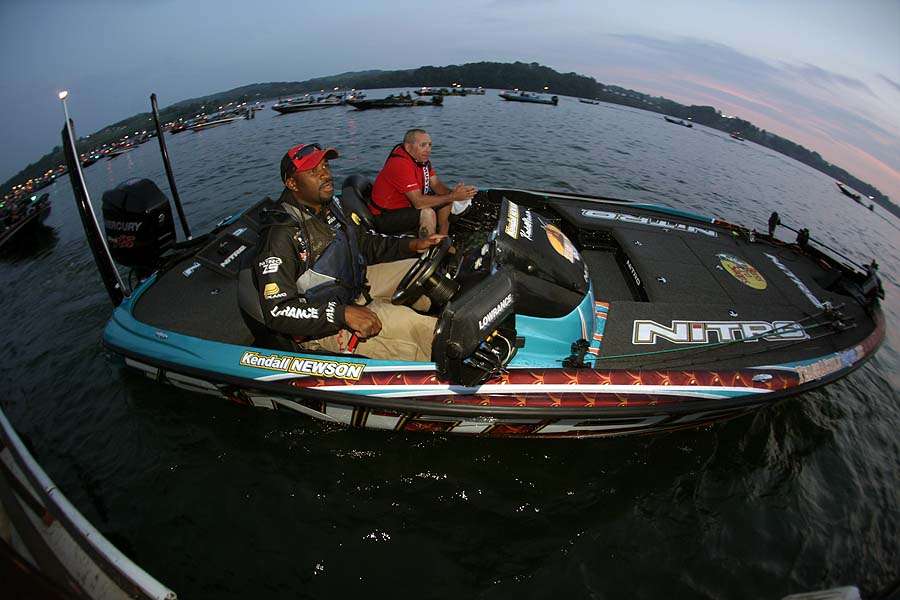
574;34;900;200
877;74;900;95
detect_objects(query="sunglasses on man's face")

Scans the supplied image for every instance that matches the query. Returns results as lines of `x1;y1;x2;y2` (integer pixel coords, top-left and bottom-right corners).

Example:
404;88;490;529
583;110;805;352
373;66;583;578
293;143;322;160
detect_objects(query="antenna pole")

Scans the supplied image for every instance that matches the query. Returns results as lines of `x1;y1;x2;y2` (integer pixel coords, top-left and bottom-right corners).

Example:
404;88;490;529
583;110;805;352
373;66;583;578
150;93;192;239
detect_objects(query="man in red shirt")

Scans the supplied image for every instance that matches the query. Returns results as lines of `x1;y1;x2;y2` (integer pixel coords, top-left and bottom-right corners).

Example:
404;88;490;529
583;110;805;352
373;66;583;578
370;128;477;236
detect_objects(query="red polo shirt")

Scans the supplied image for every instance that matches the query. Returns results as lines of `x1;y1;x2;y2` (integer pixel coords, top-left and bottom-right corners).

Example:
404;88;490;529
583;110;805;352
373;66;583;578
370;146;436;215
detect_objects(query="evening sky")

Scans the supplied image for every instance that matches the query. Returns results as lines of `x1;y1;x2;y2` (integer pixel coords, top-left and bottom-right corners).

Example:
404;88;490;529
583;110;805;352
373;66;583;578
1;0;898;200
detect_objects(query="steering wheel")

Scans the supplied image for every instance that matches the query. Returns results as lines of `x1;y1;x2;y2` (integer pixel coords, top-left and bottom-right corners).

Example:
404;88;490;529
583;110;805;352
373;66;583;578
391;238;452;306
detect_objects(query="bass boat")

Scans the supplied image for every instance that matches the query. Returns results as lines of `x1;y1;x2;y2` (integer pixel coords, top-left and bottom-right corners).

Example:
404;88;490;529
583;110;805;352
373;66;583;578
499;91;559;105
272;96;343;114
0;193;51;249
347;94;442;110
664;116;693;128
835;182;862;202
59;94;885;439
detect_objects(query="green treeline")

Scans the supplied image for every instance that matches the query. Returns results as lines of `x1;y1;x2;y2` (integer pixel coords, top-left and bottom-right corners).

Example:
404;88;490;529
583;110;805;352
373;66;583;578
4;61;895;217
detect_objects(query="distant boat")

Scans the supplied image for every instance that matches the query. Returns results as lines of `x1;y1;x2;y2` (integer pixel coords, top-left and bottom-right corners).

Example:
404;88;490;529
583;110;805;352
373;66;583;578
348;94;443;110
415;86;484;96
80;153;102;168
272;96;342;113
579;98;600;105
835;182;863;202
730;132;745;141
664;116;693;128
189;115;245;131
105;145;135;160
0;193;51;248
499;91;559;105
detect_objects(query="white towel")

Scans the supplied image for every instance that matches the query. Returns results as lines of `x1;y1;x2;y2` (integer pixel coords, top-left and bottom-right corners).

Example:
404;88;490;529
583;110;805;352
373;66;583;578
451;199;472;215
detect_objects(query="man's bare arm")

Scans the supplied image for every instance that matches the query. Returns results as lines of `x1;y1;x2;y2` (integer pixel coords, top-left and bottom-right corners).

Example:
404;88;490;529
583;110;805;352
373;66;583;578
430;175;451;195
405;182;476;209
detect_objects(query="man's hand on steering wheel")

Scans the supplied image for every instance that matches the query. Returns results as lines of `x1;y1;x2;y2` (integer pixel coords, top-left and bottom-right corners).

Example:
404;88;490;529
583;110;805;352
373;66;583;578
407;233;446;253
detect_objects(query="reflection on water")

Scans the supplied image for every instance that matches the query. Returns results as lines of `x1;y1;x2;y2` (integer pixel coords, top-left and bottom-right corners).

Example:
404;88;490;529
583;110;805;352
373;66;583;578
0;90;897;599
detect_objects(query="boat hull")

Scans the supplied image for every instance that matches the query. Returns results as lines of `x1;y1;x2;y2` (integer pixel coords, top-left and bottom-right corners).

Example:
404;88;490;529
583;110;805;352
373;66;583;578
0;197;51;248
499;93;558;105
272;102;340;114
102;293;884;438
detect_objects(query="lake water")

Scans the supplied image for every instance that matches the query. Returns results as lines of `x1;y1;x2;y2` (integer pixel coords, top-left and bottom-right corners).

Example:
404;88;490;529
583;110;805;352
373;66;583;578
1;89;898;599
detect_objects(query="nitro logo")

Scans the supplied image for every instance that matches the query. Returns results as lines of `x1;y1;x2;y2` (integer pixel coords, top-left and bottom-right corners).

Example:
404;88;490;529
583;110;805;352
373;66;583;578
624;258;642;287
633;320;808;345
240;351;364;380
259;256;282;274
220;245;247;268
478;293;514;330
271;305;319;320
581;209;717;238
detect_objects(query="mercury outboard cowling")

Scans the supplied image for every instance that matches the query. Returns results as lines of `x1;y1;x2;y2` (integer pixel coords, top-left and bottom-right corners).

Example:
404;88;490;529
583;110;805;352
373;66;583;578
102;178;175;270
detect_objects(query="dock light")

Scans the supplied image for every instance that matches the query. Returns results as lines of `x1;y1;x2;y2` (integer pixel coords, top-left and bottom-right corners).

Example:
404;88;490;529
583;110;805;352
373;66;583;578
543;86;549;90
58;90;68;100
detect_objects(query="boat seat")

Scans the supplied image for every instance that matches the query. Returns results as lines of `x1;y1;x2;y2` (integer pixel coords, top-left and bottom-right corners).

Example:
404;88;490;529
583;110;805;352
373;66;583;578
236;262;297;352
340;175;376;231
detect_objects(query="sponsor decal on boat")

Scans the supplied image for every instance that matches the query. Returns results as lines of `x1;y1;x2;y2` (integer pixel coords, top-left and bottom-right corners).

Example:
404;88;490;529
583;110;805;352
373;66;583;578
519;209;533;240
325;301;337;324
545;224;579;263
717;253;767;290
240;351;364;380
479;293;514;330
233;227;247;236
182;261;201;277
633;319;808;344
504;202;520;239
271;305;319;319
108;234;135;248
106;220;142;232
764;253;824;308
624;258;642;287
263;283;286;299
795;345;862;384
581;209;718;237
259;256;282;274
220;245;247;268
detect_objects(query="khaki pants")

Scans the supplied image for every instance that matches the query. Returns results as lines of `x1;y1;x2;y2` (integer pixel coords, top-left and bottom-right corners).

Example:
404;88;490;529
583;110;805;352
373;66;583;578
303;259;436;361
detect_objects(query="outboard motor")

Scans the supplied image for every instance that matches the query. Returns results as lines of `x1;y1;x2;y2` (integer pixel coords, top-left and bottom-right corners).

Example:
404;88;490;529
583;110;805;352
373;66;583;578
433;270;517;386
101;178;175;272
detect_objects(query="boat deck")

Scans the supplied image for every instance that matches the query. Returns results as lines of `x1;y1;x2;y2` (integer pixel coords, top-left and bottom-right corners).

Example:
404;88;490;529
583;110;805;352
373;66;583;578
132;190;879;375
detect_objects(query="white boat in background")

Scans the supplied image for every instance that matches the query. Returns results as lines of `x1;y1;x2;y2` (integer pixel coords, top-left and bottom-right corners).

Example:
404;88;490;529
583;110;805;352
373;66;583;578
189;115;244;131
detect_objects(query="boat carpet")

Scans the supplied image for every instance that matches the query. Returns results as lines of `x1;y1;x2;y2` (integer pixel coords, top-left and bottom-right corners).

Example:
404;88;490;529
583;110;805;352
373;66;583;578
132;222;259;346
582;250;635;301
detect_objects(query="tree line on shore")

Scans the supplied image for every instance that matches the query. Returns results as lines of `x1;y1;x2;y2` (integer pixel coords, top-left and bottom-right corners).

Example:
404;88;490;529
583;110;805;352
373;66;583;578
3;61;895;217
